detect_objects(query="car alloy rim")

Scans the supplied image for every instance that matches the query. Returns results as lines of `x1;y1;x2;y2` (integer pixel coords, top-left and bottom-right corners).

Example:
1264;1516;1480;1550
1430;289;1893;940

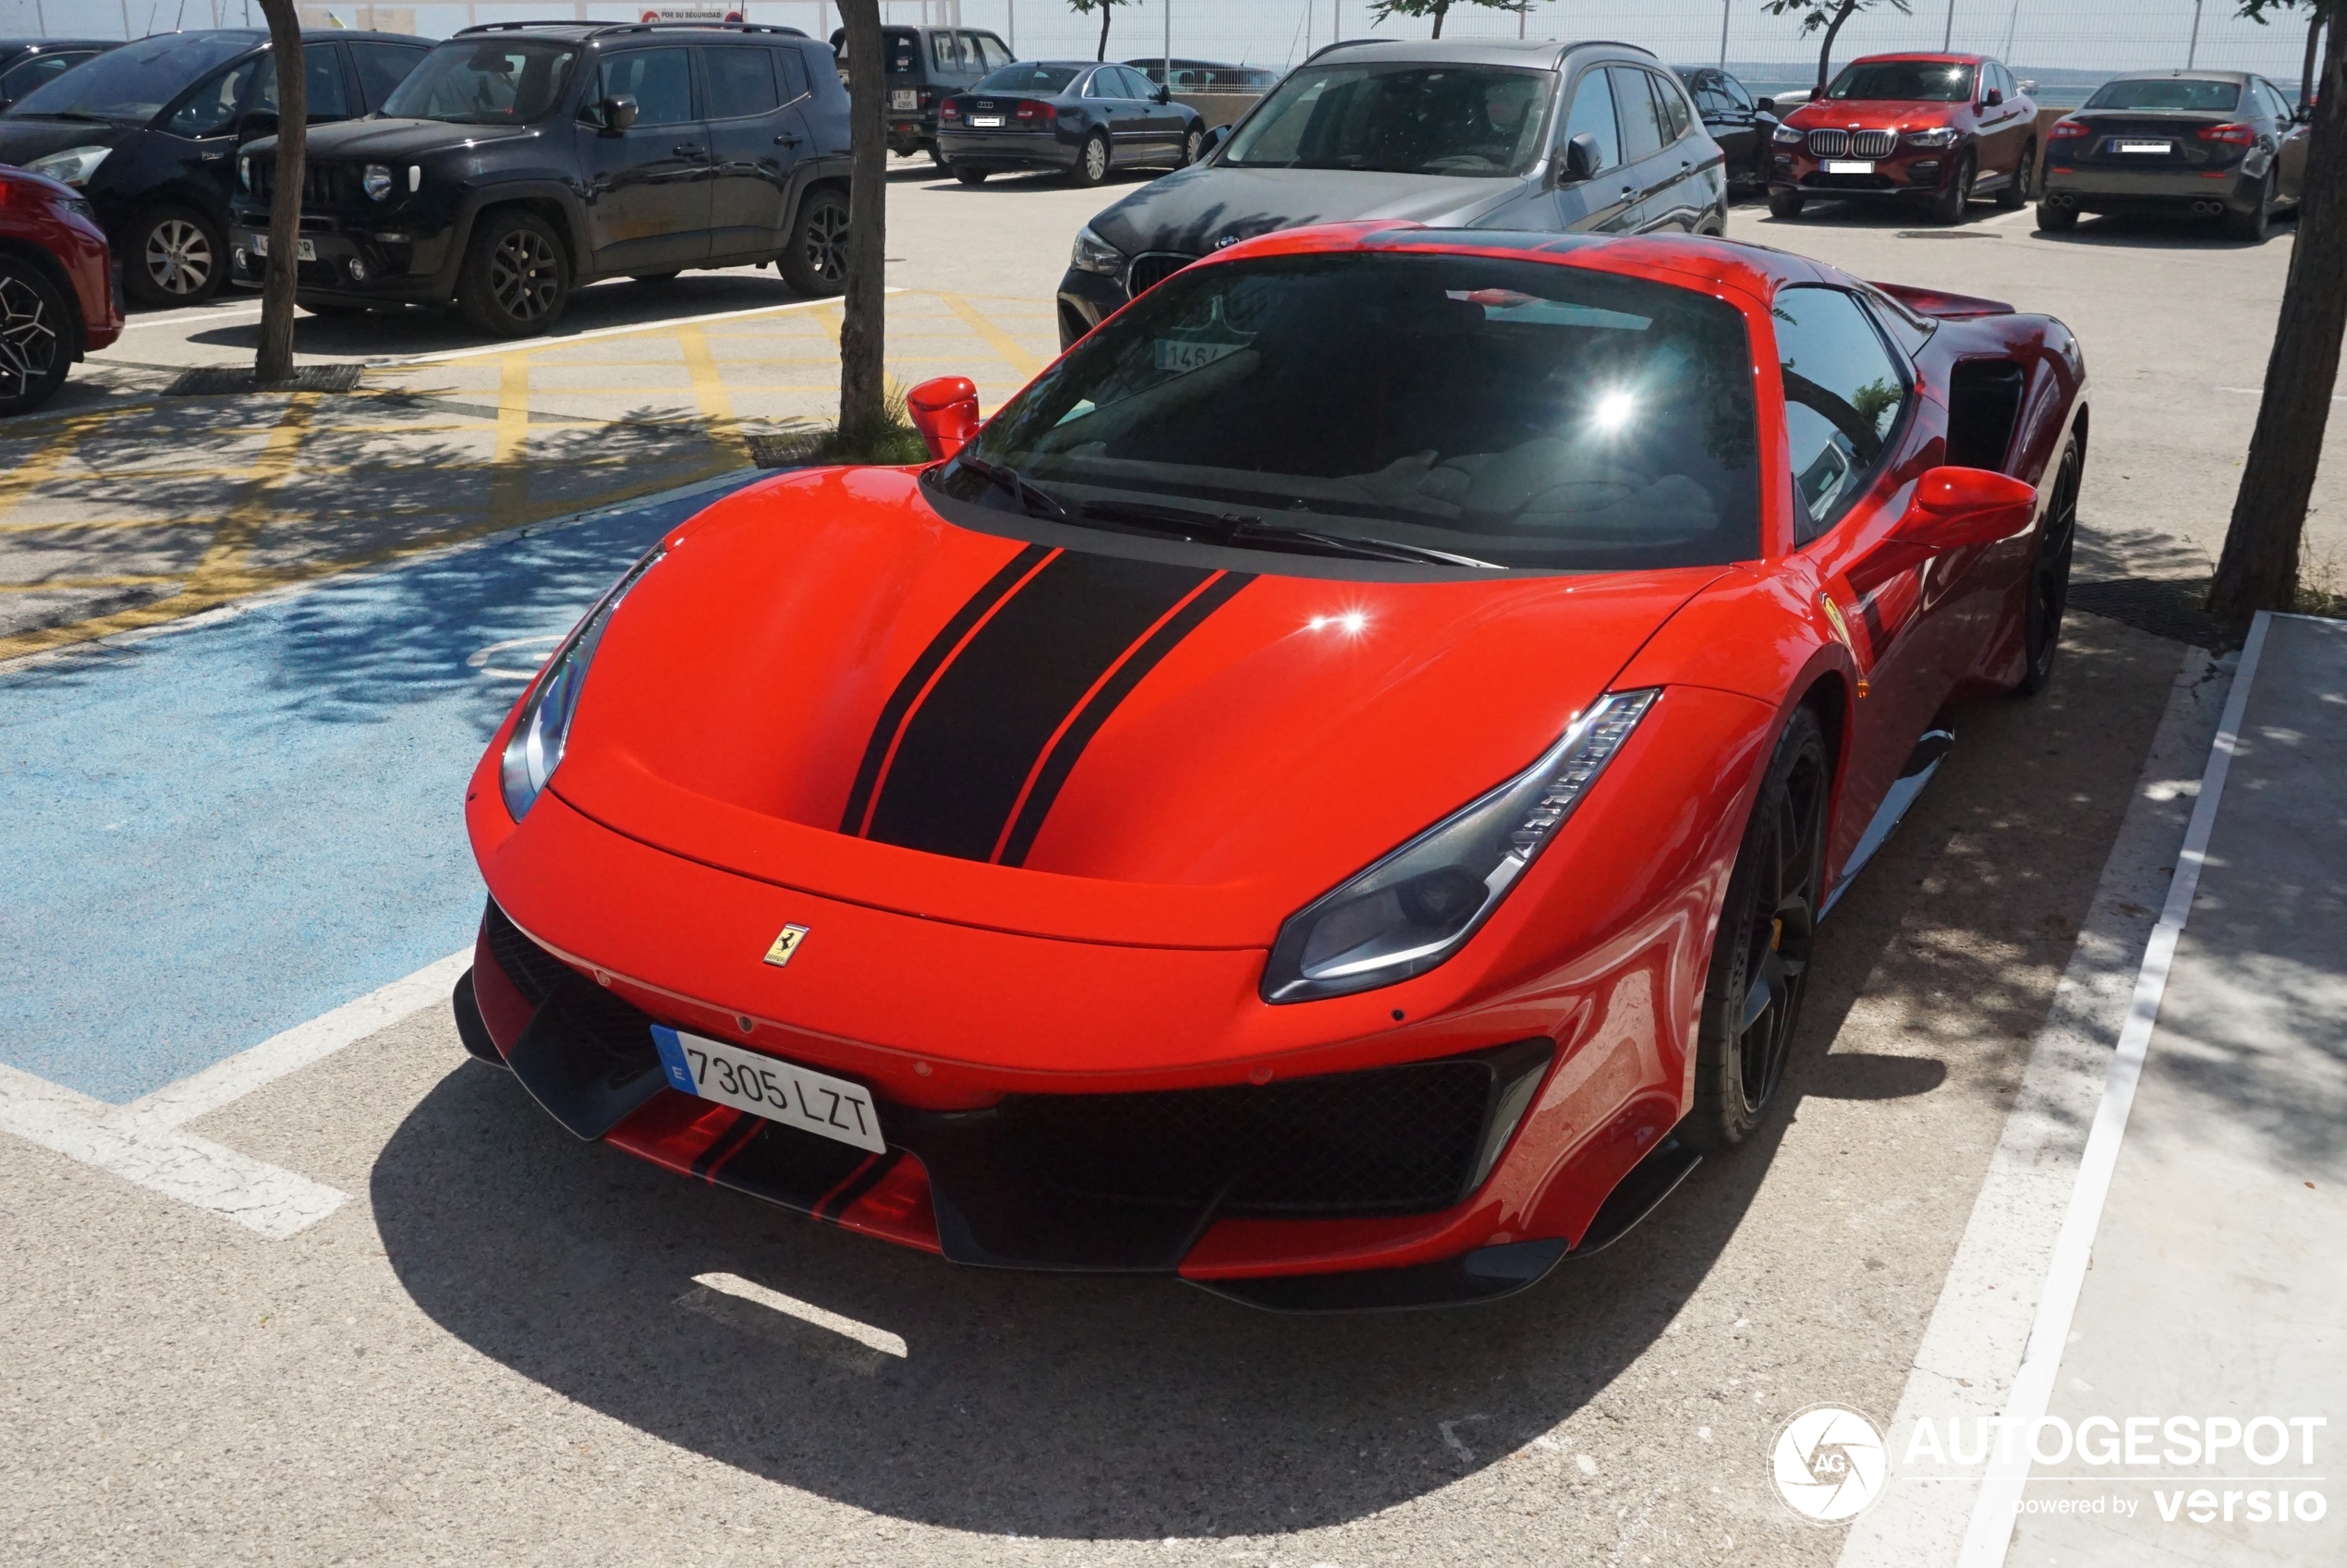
1733;744;1825;1115
2029;443;2081;681
490;229;560;322
1185;129;1200;164
146;217;213;296
0;273;57;396
806;202;848;283
1087;137;1107;179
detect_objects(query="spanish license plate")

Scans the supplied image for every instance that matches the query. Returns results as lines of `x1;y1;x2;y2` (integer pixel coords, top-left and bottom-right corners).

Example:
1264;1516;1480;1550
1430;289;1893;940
1824;160;1875;175
249;234;315;261
2113;140;2173;153
969;115;1003;128
891;89;918;110
651;1026;885;1153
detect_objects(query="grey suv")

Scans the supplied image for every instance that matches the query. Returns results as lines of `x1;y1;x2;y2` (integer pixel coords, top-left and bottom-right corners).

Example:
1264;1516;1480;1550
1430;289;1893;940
1056;38;1727;347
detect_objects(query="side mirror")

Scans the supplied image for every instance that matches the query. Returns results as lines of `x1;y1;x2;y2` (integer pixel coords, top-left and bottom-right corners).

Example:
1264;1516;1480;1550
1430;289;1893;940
239;110;280;141
1878;466;2037;565
1983;87;2003;108
906;375;981;461
1153;85;1172;104
598;95;638;135
1199;122;1232;156
1757;96;1778;116
1560;131;1600;184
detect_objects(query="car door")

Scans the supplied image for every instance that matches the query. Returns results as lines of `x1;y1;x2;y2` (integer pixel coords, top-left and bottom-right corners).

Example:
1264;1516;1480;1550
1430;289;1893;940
577;45;711;274
699;44;792;259
1977;63;2028;180
1642;68;1713;228
347;39;429;115
2259;79;2310;200
1550;65;1636;231
1686;69;1753;176
1078;67;1137;163
154;50;273;216
1607;66;1673;230
1113;66;1181;154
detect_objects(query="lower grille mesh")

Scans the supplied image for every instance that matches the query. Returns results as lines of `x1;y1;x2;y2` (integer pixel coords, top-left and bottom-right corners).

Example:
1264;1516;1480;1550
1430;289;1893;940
483;900;577;1007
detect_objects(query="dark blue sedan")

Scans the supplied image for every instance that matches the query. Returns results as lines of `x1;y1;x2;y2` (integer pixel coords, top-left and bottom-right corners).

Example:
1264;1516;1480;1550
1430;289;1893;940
937;60;1204;187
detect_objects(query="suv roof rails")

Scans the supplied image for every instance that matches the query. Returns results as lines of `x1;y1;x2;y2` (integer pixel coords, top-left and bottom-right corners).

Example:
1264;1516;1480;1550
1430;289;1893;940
456;19;809;40
1302;38;1394;63
1301;36;1657;65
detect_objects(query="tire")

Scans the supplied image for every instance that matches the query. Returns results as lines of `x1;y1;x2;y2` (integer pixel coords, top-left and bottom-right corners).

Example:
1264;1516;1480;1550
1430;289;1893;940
954;166;989;186
1930;149;1976;225
125;204;225;308
1068;129;1111;188
456;210;568;338
2014;435;2082;697
629;271;680;284
2036;199;2077;232
1997;140;2035;208
1178;127;1203;166
0;259;73;416
1767;188;1805;220
928;142;948;170
1684;705;1830;1151
2223;172;2274;242
778;185;849;296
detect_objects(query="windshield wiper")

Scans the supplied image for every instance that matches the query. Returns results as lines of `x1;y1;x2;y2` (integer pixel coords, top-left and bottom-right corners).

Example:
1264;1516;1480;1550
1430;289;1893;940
955;455;1072;523
19;110;113;123
1083;497;1502;569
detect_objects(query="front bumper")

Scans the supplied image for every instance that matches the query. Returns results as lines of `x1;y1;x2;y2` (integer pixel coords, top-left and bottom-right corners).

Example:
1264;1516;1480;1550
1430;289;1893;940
1056;263;1127;348
1771;145;1955;197
226;203;453;304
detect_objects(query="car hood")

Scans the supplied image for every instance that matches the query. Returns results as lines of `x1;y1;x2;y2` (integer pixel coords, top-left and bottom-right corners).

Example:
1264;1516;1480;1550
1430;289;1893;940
1088;163;1526;257
0;116;128;161
1787;100;1960;130
546;468;1721;948
246;117;542;161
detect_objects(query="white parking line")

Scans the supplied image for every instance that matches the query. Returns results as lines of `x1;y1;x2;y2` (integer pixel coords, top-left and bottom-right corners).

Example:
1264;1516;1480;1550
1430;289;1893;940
117;302;267;332
677;1271;910;1370
0;948;468;1237
2219;384;2346;400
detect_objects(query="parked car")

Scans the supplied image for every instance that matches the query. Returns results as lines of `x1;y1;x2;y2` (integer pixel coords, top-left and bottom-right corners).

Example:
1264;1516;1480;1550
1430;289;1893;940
1057;39;1727;349
828;23;1013;164
451;223;2087;1307
0;29;428;309
0;37;121;113
1674;65;1781;188
1125;57;1281;92
2038;70;2308;240
0;164;122;415
1769;52;2037;223
938;61;1204;187
227;21;851;335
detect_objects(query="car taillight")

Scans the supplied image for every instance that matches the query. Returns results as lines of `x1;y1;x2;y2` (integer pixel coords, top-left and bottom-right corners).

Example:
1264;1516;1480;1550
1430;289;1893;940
940;99;959;121
918;89;934;108
1015;100;1056;122
2197;122;2256;145
2047;118;2089;139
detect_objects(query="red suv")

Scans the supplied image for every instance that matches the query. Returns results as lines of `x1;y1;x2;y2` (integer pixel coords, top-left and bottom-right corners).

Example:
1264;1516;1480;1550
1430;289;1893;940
0;164;121;415
1769;53;2038;224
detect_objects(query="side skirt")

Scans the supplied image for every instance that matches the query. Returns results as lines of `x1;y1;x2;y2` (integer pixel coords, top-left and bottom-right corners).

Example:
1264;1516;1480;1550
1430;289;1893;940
1820;728;1954;920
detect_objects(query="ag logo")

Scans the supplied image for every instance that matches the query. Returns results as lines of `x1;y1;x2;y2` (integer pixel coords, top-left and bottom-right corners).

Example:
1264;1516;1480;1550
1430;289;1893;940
761;924;809;968
1770;1404;1888;1524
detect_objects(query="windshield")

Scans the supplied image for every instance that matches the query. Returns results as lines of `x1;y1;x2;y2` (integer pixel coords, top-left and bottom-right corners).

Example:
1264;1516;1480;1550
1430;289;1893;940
8;30;251;121
2085;78;2242;112
1827;61;1976;103
933;253;1759;573
381;39;578;124
1222;63;1556;178
974;63;1079;94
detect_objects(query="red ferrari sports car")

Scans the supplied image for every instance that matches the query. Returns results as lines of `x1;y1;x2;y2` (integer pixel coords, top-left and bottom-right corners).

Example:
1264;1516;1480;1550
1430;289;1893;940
455;223;2084;1309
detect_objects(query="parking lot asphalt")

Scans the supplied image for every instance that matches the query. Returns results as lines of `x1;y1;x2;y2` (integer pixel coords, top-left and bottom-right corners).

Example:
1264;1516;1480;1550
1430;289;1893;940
0;162;2336;1566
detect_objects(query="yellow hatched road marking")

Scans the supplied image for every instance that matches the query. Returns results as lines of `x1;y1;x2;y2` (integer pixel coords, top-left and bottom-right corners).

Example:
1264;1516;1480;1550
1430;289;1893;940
939;292;1046;379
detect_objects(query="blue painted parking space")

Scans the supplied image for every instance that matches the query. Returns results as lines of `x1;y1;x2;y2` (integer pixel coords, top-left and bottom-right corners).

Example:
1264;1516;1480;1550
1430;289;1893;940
0;473;760;1104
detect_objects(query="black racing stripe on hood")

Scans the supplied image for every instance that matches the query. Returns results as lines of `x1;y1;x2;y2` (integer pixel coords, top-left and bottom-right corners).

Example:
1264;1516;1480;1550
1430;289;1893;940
996;569;1254;867
862;552;1219;861
840;541;1054;836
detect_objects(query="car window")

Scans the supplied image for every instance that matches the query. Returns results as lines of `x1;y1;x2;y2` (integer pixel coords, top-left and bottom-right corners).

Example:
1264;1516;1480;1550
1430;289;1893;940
1723;73;1754;111
255;47;353;121
930;32;958;73
977;62;1077;93
1826;60;1976;102
1559;67;1620;174
2083;76;2242;113
13;30;248;121
977;34;1013;70
1080;68;1111;98
1775;286;1908;541
165;55;261;137
705;46;779;118
348;42;425;111
1611;67;1666;161
1223;62;1556;177
1684;74;1732;117
944;252;1762;573
598;48;693;127
1122;67;1158;98
1651;70;1694;140
776;45;810;102
0;53;91;104
389;38;578;125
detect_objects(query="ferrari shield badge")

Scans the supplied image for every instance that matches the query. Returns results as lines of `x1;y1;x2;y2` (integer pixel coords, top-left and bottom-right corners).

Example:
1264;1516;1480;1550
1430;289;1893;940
761;924;809;967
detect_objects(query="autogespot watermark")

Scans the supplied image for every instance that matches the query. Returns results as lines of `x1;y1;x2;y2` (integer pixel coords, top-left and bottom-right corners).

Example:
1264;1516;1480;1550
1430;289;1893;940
1766;1408;2330;1528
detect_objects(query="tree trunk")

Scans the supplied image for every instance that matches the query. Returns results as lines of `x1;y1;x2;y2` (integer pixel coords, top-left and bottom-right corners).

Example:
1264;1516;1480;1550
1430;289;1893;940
836;0;888;448
1431;0;1449;41
255;0;305;386
1097;1;1113;61
1816;0;1859;99
2210;8;2346;627
2305;11;2323;111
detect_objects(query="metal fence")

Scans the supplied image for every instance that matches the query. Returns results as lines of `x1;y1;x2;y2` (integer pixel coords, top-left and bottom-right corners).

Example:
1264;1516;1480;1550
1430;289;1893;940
18;1;2326;103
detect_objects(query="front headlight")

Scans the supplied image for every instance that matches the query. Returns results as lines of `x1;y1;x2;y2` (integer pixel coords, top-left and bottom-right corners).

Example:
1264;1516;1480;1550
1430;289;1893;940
1772;125;1805;145
1262;690;1660;1003
1903;127;1962;148
363;164;395;201
238;154;250;191
1069;225;1125;277
499;547;665;820
23;144;110;188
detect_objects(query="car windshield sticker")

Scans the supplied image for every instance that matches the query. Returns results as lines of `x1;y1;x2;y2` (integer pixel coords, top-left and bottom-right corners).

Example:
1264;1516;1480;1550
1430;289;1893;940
1151;295;1256;377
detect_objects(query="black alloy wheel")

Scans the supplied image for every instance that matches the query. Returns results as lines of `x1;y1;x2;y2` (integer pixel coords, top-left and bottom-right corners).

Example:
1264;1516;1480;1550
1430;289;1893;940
1684;706;1829;1149
1069;129;1111;188
1998;140;2035;208
780;187;849;296
1180;126;1203;166
2224;170;2275;242
128;204;224;308
928;142;949;170
2036;195;2078;231
0;261;70;415
458;212;568;337
2016;435;2082;696
1931;148;1976;224
1768;188;1805;219
955;165;989;185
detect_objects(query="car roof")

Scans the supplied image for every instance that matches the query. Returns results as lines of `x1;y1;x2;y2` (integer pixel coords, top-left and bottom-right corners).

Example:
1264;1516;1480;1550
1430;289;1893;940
1306;37;1658;71
458;20;809;44
0;38;118;49
2097;67;2256;83
1848;52;1998;65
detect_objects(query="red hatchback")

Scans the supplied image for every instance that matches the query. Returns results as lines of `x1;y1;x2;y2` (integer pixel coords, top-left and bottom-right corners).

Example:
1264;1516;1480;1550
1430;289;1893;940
0;164;121;415
1770;53;2038;224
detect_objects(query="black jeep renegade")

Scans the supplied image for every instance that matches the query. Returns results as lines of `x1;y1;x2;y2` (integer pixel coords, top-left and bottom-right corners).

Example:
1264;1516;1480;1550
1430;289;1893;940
227;20;850;336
